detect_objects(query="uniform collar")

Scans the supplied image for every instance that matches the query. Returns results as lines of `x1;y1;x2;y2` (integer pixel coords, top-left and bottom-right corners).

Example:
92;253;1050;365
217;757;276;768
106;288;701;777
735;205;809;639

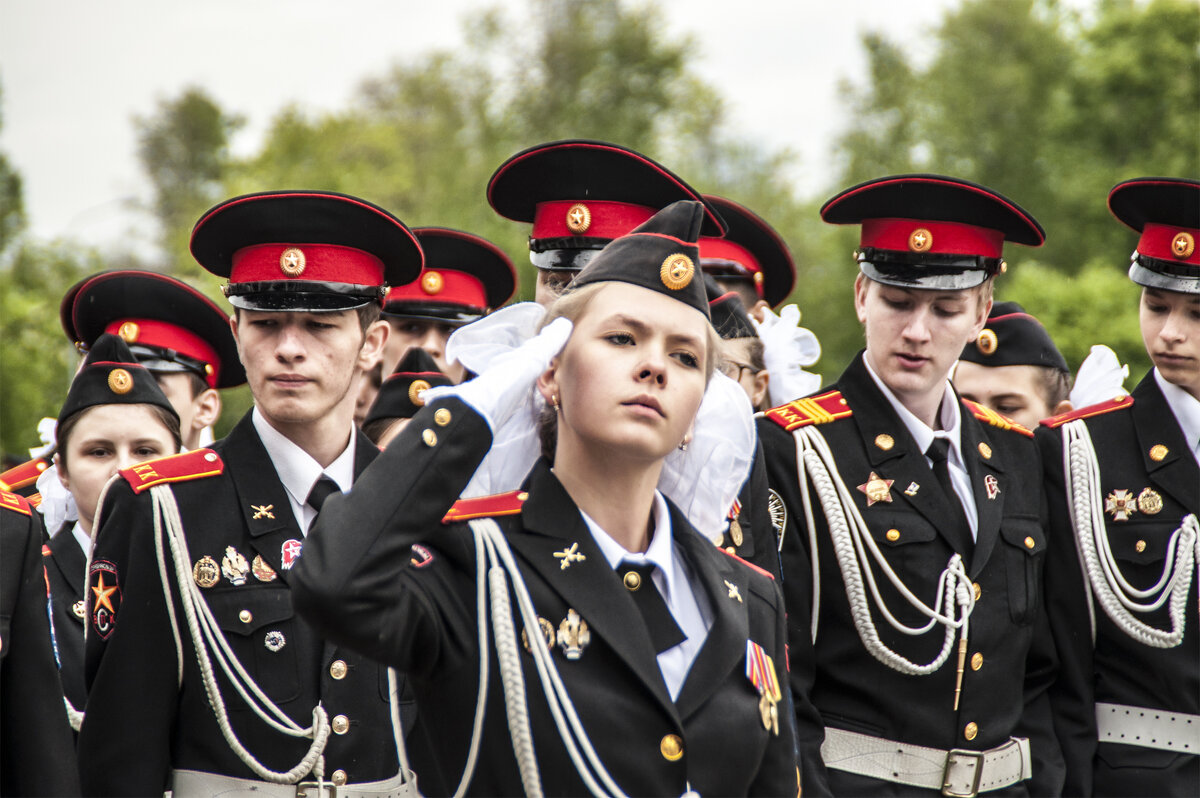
862;354;965;466
1154;368;1200;460
579;490;681;600
251;407;356;509
71;520;91;557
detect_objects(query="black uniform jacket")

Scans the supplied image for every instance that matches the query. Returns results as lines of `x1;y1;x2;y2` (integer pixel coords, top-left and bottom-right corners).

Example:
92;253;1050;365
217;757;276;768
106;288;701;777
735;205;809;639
78;413;405;795
759;352;1062;796
1038;372;1199;797
720;439;784;582
1;493;80;796
293;397;800;797
43;524;88;711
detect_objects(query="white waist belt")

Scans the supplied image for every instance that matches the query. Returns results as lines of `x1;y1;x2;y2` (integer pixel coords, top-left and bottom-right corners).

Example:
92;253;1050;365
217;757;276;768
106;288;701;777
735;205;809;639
821;727;1031;797
1096;702;1200;754
169;768;417;798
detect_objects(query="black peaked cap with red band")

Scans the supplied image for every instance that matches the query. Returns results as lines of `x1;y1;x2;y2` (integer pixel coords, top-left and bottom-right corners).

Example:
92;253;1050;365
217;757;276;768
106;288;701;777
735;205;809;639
365;348;452;426
700;195;796;308
487;139;727;272
703;273;757;340
1108;177;1199;295
821;174;1045;290
61;270;245;390
383;227;517;325
958;301;1068;372
57;333;178;427
190;191;424;312
570;200;710;318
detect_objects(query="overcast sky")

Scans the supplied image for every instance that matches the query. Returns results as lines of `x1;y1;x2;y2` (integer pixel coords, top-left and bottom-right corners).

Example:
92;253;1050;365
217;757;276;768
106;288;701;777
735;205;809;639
1;0;968;254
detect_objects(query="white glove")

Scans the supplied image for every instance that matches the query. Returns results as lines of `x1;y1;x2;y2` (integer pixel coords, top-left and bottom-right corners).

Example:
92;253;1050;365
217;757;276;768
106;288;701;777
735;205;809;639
1069;344;1129;409
423;306;573;433
36;463;78;533
753;304;823;406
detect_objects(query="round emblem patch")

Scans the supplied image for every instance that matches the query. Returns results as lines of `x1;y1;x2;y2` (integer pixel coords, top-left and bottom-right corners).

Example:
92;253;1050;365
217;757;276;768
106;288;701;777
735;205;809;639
264;631;286;652
1137;487;1163;515
279;247;306;277
908;228;933;252
565;203;591;234
421;270;444;295
660;254;694;291
409;379;431;406
521;616;556;652
192;555;220;588
976;329;998;356
107;368;134;394
1171;232;1195;259
117;321;140;343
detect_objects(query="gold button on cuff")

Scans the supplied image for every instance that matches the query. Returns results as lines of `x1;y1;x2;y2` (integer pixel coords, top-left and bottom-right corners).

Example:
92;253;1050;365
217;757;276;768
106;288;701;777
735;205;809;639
238;610;252;624
623;571;642;591
972;582;982;601
332;714;350;735
422;429;437;447
885;528;900;542
971;652;983;671
964;722;978;741
660;733;684;761
330;660;348;680
331;769;348;786
1135;540;1147;553
434;408;452;427
1024;536;1036;549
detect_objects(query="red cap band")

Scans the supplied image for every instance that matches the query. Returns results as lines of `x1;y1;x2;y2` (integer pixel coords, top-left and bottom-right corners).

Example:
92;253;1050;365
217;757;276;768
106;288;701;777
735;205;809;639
700;237;763;275
105;318;221;388
532;200;657;240
1139;222;1200;265
231;243;385;286
861;218;1004;259
385;269;488;310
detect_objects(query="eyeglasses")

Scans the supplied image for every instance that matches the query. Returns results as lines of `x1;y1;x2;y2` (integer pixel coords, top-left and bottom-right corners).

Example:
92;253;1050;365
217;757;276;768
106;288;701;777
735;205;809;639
718;360;757;381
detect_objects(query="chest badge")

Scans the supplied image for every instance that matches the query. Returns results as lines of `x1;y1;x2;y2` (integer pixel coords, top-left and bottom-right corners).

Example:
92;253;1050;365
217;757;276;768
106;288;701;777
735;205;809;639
1104;489;1138;522
557;609;591;660
251;504;275;520
553;541;587;570
222;546;250;585
522;617;556;653
72;600;86;619
1137;488;1163;515
725;580;743;603
252;555;277;582
264;631;286;652
281;539;303;570
857;472;894;506
193;555;220;588
984;474;1000;500
904;482;920;497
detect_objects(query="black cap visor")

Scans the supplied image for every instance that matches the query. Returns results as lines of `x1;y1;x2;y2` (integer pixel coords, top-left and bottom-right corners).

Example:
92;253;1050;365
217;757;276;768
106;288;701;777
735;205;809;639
382;302;485;326
225;281;384;312
1129;255;1200;294
859;248;1001;290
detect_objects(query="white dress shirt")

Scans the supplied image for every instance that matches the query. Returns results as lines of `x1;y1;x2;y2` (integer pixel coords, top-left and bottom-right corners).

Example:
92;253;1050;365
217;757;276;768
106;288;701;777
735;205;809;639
579;491;713;701
252;408;356;533
1155;369;1200;464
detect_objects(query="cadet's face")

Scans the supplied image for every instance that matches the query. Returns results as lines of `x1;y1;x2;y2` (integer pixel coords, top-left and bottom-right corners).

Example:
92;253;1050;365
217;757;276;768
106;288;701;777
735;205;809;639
719;337;770;409
57;404;177;534
952;361;1054;429
546;283;709;463
383;319;465;383
856;276;990;412
535;271;575;307
1141;287;1200;399
153;372;198;439
353;363;383;428
233;310;370;427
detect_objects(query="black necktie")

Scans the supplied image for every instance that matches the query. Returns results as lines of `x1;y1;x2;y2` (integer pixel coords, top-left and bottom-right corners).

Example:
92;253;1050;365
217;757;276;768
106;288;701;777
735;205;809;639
618;562;686;655
926;438;972;548
306;475;340;513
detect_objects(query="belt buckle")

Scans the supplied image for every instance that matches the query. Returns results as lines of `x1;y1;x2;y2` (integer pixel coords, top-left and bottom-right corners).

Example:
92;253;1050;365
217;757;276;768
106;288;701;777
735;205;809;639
942;748;985;798
296;782;337;798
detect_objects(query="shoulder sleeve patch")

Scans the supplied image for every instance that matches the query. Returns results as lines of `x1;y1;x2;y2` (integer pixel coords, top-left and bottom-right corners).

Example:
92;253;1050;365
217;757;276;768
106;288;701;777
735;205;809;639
1040;395;1133;429
442;490;528;524
763;391;851;432
0;490;32;516
0;457;49;492
119;448;224;494
718;547;775;581
962;399;1034;438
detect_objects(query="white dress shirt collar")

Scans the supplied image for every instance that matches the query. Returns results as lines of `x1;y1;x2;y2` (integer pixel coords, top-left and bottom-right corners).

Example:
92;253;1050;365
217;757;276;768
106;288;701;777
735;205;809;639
863;355;965;465
252;408;356;531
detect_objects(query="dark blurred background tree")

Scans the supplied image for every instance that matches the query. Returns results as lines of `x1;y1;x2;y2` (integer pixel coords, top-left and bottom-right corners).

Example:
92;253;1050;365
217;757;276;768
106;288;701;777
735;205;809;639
2;0;1196;457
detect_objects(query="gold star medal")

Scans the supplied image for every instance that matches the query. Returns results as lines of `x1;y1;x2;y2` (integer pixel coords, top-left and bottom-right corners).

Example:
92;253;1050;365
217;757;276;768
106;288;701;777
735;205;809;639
857;472;894;506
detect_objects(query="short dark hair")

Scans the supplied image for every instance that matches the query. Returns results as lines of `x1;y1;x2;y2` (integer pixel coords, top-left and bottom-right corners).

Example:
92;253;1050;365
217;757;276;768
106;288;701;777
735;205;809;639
361;416;397;445
1035;366;1072;407
56;403;183;471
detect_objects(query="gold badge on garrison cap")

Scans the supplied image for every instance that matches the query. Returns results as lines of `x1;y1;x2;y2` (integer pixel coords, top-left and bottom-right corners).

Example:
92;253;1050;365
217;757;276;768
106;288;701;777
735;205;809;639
192;555;220;588
976;329;998;356
553;541;587;570
660;253;694;291
857;472;894;506
1105;489;1137;522
1173;231;1195;259
521;617;556;653
409;379;431;407
222;545;250;586
279;247;306;277
908;228;933;252
107;368;134;395
421;270;444;295
117;321;140;343
252;555;277;583
566;203;591;234
1137;487;1163;515
557;609;590;660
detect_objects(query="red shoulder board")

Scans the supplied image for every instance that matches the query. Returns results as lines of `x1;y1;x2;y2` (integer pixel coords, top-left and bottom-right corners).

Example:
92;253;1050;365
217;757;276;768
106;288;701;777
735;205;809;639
718;547;775;580
0;457;49;492
119;449;224;494
763;391;852;432
442;490;527;523
1040;395;1133;429
962;399;1034;438
0;490;32;516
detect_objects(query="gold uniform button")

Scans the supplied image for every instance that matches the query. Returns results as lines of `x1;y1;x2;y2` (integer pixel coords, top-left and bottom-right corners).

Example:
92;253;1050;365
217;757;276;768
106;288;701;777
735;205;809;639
623;571;642;591
1024;536;1036;549
964;722;978;741
332;714;350;735
330;660;348;680
331;769;348;786
874;434;894;451
434;408;452;426
725;546;736;555
1135;540;1147;553
422;429;437;447
972;582;982;601
971;652;983;671
660;733;684;761
238;610;252;624
885;528;900;542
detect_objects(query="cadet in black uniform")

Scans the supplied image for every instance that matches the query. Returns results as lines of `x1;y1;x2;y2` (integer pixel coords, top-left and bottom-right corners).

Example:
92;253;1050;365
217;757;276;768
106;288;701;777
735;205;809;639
294;201;802;797
1039;177;1199;796
1;489;80;797
759;174;1063;795
78;191;425;795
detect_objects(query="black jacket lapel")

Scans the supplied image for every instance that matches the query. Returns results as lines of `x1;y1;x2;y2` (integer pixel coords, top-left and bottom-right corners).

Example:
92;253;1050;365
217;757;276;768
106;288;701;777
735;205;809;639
959;408;1005;576
1133;375;1200;516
